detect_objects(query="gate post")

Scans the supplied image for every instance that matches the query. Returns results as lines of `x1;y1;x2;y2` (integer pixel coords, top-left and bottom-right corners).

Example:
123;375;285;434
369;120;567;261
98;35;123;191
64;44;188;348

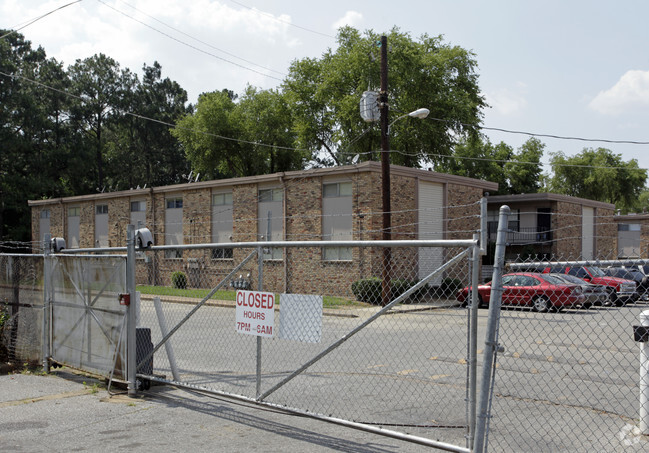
468;234;480;447
639;310;649;433
42;234;51;373
474;205;510;453
126;225;137;396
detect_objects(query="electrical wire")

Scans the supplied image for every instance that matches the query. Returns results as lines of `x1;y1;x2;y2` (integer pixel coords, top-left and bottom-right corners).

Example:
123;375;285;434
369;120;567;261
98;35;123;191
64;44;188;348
228;0;336;39
96;0;283;82
102;0;286;77
1;68;648;173
0;0;84;40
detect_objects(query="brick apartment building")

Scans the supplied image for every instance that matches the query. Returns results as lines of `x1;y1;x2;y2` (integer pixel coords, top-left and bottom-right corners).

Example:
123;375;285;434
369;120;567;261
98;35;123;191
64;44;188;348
29;162;497;296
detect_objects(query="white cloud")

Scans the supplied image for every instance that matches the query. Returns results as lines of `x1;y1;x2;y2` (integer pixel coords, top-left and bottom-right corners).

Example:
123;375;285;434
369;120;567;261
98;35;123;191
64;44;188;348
589;70;649;115
332;11;363;30
484;83;528;116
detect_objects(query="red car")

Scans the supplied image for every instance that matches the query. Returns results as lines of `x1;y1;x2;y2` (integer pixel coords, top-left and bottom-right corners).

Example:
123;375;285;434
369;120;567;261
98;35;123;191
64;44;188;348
456;272;585;312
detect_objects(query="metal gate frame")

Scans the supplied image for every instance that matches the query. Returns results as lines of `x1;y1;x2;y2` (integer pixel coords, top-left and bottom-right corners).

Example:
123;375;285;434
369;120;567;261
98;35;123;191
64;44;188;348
131;238;482;453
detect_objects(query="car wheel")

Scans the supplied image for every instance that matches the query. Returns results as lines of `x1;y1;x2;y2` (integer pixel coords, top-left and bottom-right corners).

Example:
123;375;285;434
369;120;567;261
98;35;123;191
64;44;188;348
581;301;593;309
610;291;624;307
532;296;551;313
478;295;486;308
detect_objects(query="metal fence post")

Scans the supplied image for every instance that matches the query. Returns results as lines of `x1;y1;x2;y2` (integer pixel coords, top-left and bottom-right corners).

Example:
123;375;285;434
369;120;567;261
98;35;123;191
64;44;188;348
468;234;480;448
126;225;137;396
42;234;51;373
640;310;649;434
474;204;510;453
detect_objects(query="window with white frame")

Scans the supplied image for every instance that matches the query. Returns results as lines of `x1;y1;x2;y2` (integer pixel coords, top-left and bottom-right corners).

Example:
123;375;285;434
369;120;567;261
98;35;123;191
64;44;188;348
165;196;183;258
95;204;109;247
258;188;283;260
322;181;353;261
67;206;80;248
211;191;233;259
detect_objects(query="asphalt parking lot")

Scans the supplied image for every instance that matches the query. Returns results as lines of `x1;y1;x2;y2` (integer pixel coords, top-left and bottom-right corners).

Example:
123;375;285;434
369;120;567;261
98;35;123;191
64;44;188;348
0;370;433;453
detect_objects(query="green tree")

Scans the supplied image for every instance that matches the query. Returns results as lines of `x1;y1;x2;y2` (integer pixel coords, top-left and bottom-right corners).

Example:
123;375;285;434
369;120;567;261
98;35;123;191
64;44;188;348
68;54;136;190
282;26;486;167
173;87;304;178
439;135;512;192
106;61;191;188
505;137;545;194
549;148;647;210
0;31;75;245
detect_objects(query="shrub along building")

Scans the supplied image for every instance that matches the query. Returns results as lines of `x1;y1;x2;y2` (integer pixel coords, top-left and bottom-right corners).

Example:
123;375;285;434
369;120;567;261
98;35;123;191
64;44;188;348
29;162;497;297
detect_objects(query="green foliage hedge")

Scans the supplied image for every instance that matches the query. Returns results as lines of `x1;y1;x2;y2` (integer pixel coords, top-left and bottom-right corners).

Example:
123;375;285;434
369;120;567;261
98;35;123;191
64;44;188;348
171;271;187;289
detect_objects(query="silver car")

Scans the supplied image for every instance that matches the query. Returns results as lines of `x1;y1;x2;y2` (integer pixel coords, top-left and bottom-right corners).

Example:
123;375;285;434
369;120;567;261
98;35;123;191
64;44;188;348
549;273;610;308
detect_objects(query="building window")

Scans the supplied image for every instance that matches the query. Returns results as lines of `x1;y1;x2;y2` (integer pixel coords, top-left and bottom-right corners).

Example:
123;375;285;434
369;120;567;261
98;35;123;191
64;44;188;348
166;197;183;209
39;209;51;244
258;188;283;260
212;191;233;260
95;204;109;247
130;200;146;227
131;201;145;212
322;181;353;261
165;196;183;259
67;206;80;248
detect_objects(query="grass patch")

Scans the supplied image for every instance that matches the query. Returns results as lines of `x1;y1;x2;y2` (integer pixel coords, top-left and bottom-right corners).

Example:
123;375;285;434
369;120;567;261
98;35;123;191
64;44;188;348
137;285;362;308
137;285;236;301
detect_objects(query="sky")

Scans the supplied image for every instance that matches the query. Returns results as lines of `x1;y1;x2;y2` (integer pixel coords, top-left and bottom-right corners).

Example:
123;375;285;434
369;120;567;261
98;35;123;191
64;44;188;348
3;0;649;174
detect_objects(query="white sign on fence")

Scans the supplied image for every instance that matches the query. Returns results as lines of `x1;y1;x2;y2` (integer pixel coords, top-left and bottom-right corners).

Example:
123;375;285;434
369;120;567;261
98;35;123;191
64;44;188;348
235;290;275;337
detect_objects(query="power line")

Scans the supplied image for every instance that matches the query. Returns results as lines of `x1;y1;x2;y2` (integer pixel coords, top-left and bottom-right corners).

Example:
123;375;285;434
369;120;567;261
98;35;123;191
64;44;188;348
106;0;286;77
228;0;336;39
1;68;648;173
96;0;283;82
0;0;84;40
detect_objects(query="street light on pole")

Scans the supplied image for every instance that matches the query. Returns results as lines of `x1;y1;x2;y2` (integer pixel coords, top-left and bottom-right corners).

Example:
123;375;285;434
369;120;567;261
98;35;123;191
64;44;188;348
378;37;430;306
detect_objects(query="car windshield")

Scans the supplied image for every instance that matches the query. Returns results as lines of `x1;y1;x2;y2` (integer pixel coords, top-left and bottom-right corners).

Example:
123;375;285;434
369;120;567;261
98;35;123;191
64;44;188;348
538;274;568;285
586;266;605;277
551;273;582;284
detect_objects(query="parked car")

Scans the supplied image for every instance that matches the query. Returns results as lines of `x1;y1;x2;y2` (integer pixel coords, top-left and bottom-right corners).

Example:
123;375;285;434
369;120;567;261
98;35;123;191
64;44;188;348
456;272;585;312
548;273;611;308
542;266;636;307
601;267;648;301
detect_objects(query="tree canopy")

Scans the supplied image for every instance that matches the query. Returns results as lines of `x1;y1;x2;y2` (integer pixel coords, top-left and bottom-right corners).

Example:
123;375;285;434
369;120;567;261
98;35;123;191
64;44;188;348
282;26;486;167
548;148;647;211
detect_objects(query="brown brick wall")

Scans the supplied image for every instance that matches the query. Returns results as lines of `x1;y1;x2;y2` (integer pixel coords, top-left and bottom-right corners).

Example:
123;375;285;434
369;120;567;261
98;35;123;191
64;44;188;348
554;201;582;258
596;207;617;259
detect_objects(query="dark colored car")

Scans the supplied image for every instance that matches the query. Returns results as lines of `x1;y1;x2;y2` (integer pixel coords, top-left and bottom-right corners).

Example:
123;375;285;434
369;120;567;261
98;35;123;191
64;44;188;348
604;267;649;301
543;266;636;306
549;273;610;308
456;272;584;312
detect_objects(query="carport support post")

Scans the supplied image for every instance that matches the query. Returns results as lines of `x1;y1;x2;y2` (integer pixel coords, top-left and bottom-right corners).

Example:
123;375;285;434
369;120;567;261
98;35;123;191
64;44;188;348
256;244;264;399
640;310;649;433
474;205;510;453
126;225;137;396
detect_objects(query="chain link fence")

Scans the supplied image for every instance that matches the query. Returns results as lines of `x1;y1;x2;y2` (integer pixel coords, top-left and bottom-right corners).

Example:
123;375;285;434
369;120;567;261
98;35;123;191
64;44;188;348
0;254;44;368
479;206;649;452
134;240;480;450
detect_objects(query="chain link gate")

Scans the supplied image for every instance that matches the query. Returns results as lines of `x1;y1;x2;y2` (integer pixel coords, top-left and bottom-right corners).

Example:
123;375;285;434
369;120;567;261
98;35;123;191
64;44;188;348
132;239;481;451
478;205;649;452
46;252;128;381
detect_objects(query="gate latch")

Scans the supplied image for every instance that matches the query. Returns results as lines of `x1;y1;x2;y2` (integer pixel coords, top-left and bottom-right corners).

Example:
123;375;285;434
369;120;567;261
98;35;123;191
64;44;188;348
118;293;130;306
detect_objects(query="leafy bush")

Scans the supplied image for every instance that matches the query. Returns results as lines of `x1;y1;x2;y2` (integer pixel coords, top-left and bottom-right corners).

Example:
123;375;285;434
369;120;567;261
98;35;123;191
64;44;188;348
351;278;423;305
171;271;187;289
